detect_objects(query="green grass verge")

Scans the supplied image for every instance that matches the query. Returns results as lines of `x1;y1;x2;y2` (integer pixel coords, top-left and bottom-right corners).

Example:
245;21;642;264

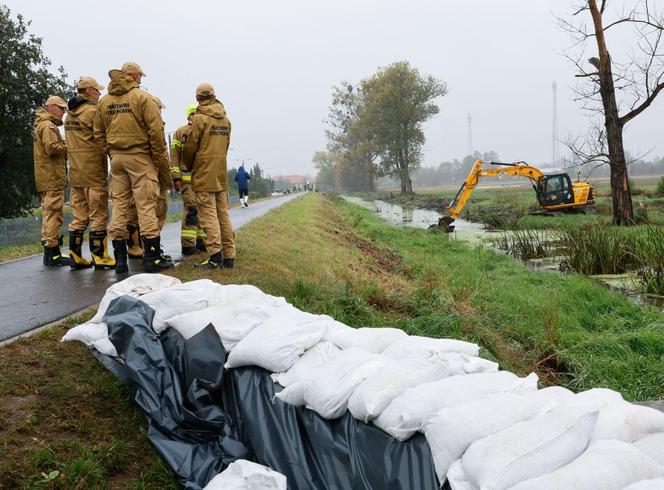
2;192;663;487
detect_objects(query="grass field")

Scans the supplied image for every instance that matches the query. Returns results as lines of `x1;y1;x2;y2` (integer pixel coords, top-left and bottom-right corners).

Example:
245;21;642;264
2;192;663;487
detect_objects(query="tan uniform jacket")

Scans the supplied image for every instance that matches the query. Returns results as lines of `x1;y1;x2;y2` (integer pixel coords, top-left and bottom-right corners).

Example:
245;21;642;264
171;124;193;183
33;108;67;192
156;115;173;190
181;99;231;192
64;95;108;187
93;72;167;169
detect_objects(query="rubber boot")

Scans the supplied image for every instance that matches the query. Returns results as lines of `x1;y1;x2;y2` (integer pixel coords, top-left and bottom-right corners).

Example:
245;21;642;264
181;245;198;256
44;245;69;267
195;252;222;269
222;258;235;269
142;236;174;273
90;230;116;270
127;225;143;259
112;239;129;274
195;237;207;252
68;230;93;269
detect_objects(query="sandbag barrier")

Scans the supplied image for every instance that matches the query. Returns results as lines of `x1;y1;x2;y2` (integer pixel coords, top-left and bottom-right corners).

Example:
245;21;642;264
91;295;440;490
64;275;664;489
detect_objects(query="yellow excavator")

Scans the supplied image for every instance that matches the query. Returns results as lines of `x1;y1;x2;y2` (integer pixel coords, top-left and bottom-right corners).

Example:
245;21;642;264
437;160;595;232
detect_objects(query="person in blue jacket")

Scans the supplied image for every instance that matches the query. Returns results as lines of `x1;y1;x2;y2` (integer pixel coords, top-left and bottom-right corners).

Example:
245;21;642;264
234;165;251;207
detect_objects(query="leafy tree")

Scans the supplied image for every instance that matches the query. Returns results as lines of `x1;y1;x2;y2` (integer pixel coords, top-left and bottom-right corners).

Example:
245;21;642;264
360;61;447;193
312;150;336;190
325;82;375;192
0;5;73;218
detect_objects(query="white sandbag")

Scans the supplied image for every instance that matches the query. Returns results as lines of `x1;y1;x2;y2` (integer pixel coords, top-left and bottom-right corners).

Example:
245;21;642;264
451;406;599;490
590;402;664;443
89;273;181;323
510;439;664;490
271;341;341;387
225;305;329;372
633;432;664;466
624;478;664;490
140;279;225;334
325;325;407;353
565;387;624;410
373;371;538;441
164;304;271;351
302;347;389;419
210;284;288;309
61;322;108;345
348;356;450;422
90;336;119;357
382;335;480;359
443;352;498;375
424;386;574;482
203;459;287;490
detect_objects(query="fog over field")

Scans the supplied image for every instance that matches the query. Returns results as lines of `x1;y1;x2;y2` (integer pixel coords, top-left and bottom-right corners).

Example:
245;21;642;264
7;0;663;175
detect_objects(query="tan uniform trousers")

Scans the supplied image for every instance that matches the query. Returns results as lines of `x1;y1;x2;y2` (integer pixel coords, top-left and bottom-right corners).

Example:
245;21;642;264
180;184;201;247
156;187;168;231
108;153;160;240
68;187;109;232
40;190;64;247
196;191;235;258
127;202;138;227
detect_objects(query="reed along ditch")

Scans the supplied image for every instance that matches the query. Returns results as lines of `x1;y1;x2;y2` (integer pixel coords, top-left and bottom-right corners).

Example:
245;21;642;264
342;196;664;310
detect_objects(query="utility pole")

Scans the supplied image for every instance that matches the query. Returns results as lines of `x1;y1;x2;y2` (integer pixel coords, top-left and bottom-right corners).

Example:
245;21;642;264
466;113;474;156
552;81;558;167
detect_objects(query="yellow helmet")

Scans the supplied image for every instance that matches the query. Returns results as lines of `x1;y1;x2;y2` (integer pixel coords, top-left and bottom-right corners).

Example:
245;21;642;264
185;103;198;119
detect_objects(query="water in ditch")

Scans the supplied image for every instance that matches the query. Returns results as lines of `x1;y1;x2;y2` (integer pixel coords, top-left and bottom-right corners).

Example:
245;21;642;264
342;195;663;309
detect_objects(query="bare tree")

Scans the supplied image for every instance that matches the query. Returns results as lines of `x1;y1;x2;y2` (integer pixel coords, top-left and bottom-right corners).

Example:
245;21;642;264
560;0;664;224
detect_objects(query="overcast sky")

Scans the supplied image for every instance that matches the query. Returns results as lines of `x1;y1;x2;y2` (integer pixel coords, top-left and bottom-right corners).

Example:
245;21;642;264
7;0;664;176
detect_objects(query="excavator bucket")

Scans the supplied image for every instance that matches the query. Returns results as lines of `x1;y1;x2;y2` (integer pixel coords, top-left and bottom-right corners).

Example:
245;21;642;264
437;215;456;233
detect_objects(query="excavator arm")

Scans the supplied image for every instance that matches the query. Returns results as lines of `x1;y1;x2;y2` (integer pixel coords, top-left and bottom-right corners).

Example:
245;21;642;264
437;160;544;232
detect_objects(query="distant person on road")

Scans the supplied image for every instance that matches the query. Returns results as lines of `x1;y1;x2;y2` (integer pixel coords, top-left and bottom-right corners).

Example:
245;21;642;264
235;164;251;207
182;82;235;269
171;103;207;255
34;95;69;267
65;76;116;270
93;61;174;274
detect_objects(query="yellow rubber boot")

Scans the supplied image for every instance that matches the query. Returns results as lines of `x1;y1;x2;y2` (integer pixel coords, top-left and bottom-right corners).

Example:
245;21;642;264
90;230;117;270
69;230;92;270
127;224;144;259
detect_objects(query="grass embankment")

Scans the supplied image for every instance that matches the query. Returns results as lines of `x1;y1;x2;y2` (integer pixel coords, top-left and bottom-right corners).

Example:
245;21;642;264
2;192;664;487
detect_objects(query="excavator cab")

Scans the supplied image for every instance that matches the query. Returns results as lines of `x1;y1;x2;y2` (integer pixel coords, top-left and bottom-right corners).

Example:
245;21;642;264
535;174;575;207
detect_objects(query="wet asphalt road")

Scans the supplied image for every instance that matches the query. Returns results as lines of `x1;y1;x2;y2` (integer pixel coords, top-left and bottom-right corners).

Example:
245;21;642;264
0;193;302;342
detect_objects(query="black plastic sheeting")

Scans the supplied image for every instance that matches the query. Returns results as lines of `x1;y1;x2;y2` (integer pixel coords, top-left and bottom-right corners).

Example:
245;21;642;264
93;296;442;490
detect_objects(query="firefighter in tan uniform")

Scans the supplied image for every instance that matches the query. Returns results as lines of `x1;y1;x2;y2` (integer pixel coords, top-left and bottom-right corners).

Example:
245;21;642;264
65;76;116;270
151;96;172;231
182;83;235;269
171;103;207;255
34;95;69;266
93;62;174;274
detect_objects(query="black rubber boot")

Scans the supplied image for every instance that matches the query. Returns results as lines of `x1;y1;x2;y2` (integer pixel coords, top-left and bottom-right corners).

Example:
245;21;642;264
143;236;174;273
195;238;207;252
126;225;143;259
112;239;129;274
222;258;235;269
69;230;93;269
181;245;198;256
195;252;222;269
90;230;116;270
44;245;69;267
